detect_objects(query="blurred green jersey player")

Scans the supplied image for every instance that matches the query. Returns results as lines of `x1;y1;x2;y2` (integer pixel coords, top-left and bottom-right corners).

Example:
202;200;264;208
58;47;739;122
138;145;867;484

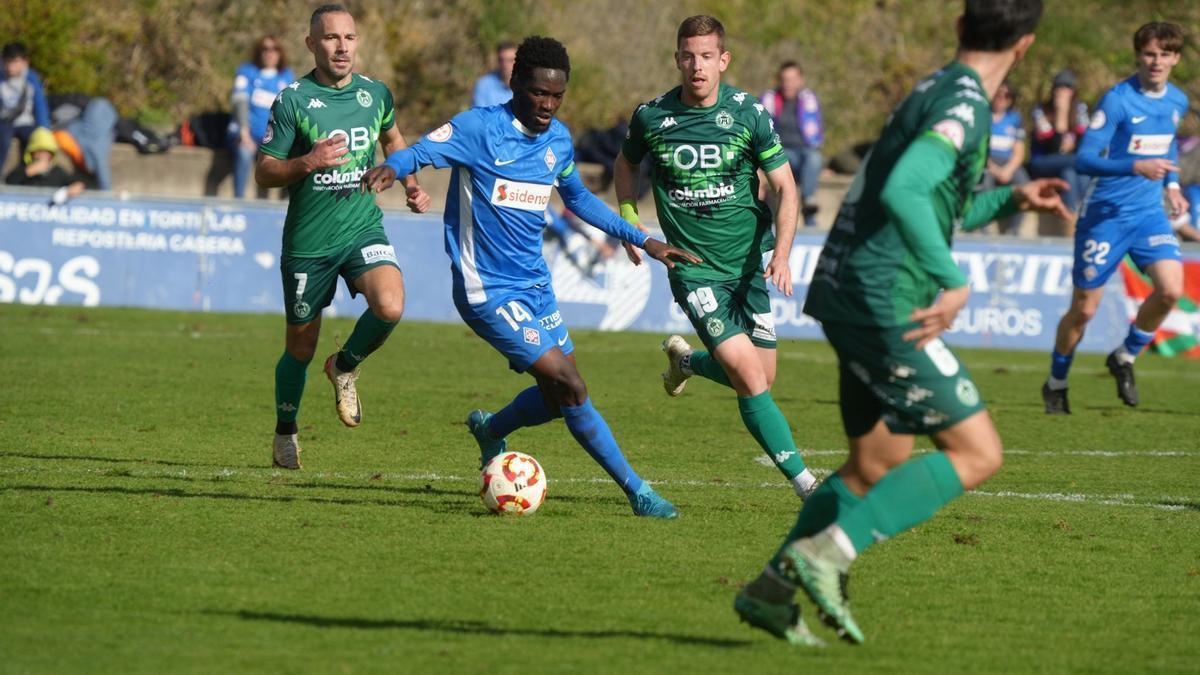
615;15;819;502
256;4;431;469
738;0;1074;646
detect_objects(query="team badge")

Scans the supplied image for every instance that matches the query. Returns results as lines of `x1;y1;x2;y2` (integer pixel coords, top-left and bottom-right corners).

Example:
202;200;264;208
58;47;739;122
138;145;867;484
1089;110;1106;130
714;110;734;129
428;123;453;142
523;327;541;345
262;121;274;144
544;147;557;172
705;317;725;337
293;300;311;319
955;378;980;407
356;89;373;107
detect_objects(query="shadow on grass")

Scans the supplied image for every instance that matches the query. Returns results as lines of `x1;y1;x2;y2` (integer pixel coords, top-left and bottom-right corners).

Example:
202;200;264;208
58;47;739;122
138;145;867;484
0;451;259;469
0;483;474;514
211;609;751;648
1157;499;1200;511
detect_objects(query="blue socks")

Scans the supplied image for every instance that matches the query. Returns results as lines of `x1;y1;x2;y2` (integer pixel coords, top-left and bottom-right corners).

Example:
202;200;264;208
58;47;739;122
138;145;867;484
487;386;558;438
561;398;644;495
1122;326;1155;359
1049;350;1074;381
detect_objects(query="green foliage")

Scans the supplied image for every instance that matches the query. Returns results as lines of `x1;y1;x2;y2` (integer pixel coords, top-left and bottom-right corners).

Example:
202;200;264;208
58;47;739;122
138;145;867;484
1;305;1199;673
5;2;1200;154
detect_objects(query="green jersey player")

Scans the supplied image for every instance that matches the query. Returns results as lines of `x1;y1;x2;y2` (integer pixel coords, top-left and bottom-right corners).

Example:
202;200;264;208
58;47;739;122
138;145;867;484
255;4;430;470
615;15;819;501
734;0;1071;646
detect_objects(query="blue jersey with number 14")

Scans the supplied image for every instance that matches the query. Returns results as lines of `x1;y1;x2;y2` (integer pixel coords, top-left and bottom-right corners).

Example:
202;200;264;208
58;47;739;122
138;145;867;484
1077;76;1188;215
382;103;647;309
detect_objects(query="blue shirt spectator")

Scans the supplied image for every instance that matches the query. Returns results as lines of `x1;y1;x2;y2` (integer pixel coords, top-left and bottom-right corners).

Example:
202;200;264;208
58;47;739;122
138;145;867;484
0;42;51;174
471;42;516;108
229;36;294;198
759;61;824;225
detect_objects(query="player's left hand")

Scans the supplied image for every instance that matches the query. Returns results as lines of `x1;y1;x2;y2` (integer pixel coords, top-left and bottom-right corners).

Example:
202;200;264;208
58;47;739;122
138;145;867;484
904;284;969;349
643;238;702;270
1014;178;1072;220
405;183;431;213
764;254;792;297
360;165;398;194
1167;186;1189;219
622;220;651;266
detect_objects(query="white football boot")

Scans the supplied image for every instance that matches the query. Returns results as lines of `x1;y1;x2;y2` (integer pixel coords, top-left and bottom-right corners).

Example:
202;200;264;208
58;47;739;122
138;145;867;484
324;354;362;427
661;335;694;397
272;433;302;470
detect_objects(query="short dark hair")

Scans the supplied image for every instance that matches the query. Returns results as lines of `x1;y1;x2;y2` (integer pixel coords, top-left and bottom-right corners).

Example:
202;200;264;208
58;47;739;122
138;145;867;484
778;60;802;75
677;15;725;52
512;36;570;84
1134;22;1184;54
310;4;350;33
1;42;29;61
959;0;1043;52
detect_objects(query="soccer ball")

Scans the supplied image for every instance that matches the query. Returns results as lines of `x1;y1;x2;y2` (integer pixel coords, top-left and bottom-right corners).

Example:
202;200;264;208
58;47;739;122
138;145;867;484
479;451;547;515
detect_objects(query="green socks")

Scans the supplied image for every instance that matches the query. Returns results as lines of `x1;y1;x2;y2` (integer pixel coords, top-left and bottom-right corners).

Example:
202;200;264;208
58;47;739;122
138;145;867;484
275;350;309;432
770;474;861;574
738;391;808;480
686;350;732;388
336;309;397;372
836;452;964;555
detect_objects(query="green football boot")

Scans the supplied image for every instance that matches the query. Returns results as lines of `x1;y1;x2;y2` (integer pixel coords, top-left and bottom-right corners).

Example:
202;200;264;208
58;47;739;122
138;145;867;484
777;530;865;644
466;409;507;469
734;588;825;647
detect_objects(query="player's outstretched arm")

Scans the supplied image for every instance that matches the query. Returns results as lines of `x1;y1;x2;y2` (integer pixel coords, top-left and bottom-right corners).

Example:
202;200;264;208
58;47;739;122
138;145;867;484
378;126;430;213
613;151;649;265
256;136;348;188
558;166;700;269
762;163;799;297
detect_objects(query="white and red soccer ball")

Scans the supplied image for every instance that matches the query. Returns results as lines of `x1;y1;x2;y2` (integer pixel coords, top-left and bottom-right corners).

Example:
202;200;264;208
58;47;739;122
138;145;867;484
479;451;547;515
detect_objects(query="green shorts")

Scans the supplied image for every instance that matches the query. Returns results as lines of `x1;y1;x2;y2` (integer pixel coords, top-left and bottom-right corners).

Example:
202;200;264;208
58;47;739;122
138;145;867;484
669;274;776;351
280;230;399;324
822;321;985;437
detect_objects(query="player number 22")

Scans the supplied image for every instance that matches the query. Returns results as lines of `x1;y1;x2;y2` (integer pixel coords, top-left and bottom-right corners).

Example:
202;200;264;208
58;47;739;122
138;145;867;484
1081;239;1110;265
686;287;719;318
496;301;532;331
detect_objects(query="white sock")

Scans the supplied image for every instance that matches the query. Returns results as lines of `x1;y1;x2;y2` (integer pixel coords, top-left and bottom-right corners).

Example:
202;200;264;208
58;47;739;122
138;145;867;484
792;468;819;499
1046;376;1068;391
1113;345;1136;365
823;524;859;564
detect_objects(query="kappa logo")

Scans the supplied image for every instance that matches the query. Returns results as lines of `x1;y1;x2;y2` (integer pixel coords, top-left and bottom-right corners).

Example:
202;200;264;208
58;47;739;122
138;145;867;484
523;327;540;345
715;110;734;129
753;103;765;115
307;98;326;109
955;75;980;90
288;81;300;90
773;450;795;464
356;89;372;107
946;103;976;127
277;402;297;412
732;92;747;104
660;116;678;129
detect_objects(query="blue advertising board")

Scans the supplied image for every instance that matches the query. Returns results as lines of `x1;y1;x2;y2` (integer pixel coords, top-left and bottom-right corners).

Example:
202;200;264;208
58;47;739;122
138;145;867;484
0;189;1176;353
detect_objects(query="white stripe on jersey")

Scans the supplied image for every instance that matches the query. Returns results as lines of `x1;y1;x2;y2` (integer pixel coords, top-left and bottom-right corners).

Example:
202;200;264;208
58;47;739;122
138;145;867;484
457;166;487;305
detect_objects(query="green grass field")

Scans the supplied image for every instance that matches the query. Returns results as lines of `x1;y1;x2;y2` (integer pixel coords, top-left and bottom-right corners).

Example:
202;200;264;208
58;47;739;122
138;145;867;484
1;305;1198;674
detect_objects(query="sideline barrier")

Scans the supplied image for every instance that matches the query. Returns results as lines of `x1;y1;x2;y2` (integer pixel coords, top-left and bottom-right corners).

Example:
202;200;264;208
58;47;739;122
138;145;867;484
1;190;1182;354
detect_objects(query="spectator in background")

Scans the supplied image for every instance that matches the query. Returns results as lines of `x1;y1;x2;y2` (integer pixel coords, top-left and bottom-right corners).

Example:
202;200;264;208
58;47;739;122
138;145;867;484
759;61;823;226
5;126;86;204
48;94;118;191
980;80;1029;234
471;41;516;108
1029;69;1089;212
575;110;651;197
229;35;294;199
0;42;50;174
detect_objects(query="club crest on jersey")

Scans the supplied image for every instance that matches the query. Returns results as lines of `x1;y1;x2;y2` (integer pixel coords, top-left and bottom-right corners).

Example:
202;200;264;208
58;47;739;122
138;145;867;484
293;300;311;319
427;123;452;142
1089;110;1106;130
523;327;540;345
543;147;557;172
956;378;980;406
706;317;725;337
356;89;372;107
714;110;734;129
932;119;965;150
262;121;274;144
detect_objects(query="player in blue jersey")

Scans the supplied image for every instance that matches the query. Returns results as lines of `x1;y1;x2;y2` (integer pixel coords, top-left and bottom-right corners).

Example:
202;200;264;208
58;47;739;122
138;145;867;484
1043;22;1189;413
361;36;700;518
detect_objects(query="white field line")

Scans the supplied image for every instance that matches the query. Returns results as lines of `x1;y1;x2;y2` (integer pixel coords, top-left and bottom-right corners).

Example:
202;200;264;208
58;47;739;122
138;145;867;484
0;461;1193;512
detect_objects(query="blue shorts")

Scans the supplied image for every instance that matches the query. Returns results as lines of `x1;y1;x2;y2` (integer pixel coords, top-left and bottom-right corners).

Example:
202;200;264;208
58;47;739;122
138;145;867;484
1072;208;1181;289
457;284;575;373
